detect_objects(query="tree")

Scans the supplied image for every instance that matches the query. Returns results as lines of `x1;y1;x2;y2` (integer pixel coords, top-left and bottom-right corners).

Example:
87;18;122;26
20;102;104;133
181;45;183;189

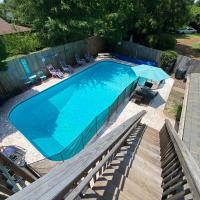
1;0;193;48
196;0;200;6
190;4;200;31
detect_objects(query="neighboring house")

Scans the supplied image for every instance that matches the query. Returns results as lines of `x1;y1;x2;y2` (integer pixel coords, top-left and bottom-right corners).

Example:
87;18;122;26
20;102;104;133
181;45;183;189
0;17;30;35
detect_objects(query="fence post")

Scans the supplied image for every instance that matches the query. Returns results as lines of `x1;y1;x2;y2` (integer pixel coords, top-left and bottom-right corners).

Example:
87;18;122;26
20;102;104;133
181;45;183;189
95;117;98;133
117;96;119;109
81;132;85;148
60;153;65;162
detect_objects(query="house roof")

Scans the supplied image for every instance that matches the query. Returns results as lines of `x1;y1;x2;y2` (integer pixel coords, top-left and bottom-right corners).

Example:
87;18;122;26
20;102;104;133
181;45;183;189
179;73;200;167
0;18;30;35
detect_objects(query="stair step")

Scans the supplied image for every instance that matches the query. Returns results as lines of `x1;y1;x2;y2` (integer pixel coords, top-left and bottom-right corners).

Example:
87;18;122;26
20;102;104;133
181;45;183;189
140;140;160;154
136;147;161;167
102;166;162;199
142;136;160;146
120;141;161;162
141;128;160;145
92;175;156;200
128;160;162;188
82;188;104;200
82;124;163;200
134;155;162;175
91;177;133;200
110;155;162;184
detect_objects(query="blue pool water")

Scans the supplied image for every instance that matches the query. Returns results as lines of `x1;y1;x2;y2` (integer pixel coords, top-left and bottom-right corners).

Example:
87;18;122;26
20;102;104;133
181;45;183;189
9;61;137;160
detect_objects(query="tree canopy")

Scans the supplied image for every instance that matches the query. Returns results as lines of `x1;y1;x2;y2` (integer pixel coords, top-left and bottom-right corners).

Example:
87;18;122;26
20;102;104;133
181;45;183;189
0;0;193;47
190;2;200;31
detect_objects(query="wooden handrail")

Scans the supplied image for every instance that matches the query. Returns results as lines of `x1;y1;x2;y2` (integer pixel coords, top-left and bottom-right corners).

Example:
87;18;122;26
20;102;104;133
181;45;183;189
165;119;200;200
65;121;146;200
7;111;146;200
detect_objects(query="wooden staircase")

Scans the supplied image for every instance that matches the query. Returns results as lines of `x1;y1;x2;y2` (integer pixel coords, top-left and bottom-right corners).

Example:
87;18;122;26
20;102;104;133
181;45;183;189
82;125;163;200
6;112;200;200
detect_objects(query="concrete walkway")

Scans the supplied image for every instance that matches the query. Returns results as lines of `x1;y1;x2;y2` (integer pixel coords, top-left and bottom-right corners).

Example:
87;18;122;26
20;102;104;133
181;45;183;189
0;62;174;164
101;78;175;138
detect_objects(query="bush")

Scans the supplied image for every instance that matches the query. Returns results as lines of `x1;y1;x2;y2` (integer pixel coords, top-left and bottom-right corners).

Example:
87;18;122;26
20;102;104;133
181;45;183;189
144;34;176;50
1;32;43;57
176;104;182;121
160;50;177;72
0;38;7;71
157;34;176;50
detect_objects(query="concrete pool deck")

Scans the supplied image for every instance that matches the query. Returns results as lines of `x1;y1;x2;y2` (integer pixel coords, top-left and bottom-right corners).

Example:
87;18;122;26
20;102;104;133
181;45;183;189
0;61;175;164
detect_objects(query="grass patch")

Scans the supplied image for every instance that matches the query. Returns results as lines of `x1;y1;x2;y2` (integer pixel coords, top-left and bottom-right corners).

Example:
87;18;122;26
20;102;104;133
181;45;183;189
164;89;184;120
192;42;200;54
175;33;200;39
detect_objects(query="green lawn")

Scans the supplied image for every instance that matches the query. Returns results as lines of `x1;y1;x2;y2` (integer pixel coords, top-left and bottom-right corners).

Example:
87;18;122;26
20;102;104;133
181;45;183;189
175;33;200;58
192;43;200;54
175;33;200;39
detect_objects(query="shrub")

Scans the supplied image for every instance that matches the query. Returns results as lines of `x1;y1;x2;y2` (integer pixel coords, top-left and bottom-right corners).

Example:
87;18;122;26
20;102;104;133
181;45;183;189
157;34;176;50
176;104;182;121
160;50;177;72
0;38;7;71
2;32;43;57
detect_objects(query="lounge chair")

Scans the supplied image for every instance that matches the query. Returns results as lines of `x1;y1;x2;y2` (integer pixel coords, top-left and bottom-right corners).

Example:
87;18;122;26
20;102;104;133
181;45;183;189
20;58;37;83
75;54;86;65
84;52;94;62
47;64;64;79
20;76;34;86
59;60;74;74
0;145;26;167
37;70;47;81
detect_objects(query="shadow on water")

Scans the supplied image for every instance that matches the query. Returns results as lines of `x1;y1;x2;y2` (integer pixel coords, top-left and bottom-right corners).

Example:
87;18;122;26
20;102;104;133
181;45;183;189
74;62;136;89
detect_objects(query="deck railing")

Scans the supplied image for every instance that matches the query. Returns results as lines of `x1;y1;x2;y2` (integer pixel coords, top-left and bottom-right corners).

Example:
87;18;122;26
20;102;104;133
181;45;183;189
160;120;200;200
47;79;138;161
0;152;38;198
7;111;146;200
6;115;200;200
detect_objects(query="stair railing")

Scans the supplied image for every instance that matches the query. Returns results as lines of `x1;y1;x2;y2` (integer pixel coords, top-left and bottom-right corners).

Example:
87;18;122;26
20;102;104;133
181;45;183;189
160;119;200;200
7;111;146;200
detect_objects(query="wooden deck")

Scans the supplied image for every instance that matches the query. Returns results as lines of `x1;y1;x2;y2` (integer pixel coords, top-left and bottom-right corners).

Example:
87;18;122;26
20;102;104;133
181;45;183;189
28;159;63;176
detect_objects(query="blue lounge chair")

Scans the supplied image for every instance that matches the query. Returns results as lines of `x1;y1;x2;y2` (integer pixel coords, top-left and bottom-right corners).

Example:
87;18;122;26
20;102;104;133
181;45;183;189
20;76;33;86
37;70;47;81
20;58;37;83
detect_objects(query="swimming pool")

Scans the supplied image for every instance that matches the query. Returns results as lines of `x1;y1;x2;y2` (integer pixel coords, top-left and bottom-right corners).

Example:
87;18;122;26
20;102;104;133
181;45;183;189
9;61;137;161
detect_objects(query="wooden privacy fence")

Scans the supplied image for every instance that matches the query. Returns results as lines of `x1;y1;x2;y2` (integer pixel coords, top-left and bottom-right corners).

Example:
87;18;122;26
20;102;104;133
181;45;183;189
113;41;162;64
0;36;105;100
113;41;200;76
